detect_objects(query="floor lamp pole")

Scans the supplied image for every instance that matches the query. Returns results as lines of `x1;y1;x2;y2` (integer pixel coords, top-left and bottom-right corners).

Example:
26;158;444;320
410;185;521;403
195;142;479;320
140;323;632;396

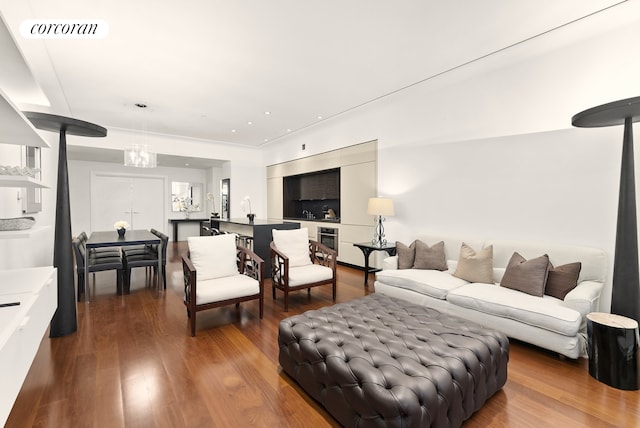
573;97;640;323
50;128;76;336
612;117;640;321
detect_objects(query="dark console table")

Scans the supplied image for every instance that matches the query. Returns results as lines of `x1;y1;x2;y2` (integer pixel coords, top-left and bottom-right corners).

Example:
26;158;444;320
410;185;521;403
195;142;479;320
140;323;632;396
212;218;300;278
353;242;397;286
168;218;208;242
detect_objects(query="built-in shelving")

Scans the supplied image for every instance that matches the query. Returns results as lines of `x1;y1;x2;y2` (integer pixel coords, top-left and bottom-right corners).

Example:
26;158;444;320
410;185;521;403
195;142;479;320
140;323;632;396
0;175;49;188
0;88;49;148
0;226;49;239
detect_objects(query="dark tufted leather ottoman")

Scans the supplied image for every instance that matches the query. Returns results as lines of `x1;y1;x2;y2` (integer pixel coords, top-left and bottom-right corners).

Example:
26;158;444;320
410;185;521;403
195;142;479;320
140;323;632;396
278;294;509;427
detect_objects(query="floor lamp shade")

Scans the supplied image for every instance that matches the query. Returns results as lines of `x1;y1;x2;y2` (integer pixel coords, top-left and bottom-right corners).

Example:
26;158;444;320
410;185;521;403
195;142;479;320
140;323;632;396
368;198;394;246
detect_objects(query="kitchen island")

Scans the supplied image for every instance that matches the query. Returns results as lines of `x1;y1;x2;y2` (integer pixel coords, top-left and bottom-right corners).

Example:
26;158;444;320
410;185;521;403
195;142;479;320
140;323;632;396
208;218;300;278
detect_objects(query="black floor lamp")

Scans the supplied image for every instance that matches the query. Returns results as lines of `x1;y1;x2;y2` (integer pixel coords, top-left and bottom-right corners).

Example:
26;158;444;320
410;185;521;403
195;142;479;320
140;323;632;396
24;112;107;337
572;96;640;323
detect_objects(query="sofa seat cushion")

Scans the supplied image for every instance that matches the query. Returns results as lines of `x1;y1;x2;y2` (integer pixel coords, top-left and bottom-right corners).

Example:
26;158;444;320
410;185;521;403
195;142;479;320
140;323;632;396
288;264;333;288
196;274;259;305
375;269;469;300
447;283;581;337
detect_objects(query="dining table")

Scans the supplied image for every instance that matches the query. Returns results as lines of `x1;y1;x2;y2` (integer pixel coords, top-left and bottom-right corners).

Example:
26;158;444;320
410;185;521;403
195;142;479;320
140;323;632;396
84;229;162;302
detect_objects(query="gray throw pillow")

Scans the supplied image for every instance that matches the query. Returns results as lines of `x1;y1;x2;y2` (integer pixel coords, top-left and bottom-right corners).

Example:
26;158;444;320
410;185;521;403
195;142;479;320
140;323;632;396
396;241;416;269
500;252;550;297
453;243;494;283
545;262;581;300
413;240;447;271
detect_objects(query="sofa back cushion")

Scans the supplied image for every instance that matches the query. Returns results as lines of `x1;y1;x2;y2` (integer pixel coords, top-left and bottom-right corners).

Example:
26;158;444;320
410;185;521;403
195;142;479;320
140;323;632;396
500;252;550;297
453;243;494;283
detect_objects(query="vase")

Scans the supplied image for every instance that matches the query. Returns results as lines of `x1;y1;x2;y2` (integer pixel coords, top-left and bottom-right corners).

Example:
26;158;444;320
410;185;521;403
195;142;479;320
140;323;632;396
247;213;255;223
117;228;126;237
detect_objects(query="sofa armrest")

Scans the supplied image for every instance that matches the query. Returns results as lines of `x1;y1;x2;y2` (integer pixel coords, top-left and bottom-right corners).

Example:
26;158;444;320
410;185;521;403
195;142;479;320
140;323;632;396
382;255;399;270
562;280;604;317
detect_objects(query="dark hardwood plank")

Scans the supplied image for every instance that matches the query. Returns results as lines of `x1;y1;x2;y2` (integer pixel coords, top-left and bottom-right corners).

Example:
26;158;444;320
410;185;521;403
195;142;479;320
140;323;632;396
6;241;639;427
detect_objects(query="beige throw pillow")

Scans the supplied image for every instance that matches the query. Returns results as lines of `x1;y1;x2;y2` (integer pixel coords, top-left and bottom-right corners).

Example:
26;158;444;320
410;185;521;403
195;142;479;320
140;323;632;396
545;262;581;300
413;240;447;271
396;241;416;270
453;243;494;283
500;252;550;297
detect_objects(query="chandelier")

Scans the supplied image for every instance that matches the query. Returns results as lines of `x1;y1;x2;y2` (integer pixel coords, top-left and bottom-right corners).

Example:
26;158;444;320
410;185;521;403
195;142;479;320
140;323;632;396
124;102;157;168
124;144;157;168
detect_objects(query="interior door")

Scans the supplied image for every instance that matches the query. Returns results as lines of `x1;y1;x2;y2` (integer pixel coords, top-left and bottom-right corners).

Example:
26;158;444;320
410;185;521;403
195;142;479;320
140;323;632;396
91;174;165;232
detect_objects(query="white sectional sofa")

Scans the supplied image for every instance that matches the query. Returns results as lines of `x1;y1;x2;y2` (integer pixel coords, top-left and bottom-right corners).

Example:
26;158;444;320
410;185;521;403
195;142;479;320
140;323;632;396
374;235;608;359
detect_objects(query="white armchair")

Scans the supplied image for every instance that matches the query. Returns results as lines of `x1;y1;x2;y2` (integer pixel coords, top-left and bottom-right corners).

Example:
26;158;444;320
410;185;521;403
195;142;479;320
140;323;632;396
182;234;264;336
270;228;336;311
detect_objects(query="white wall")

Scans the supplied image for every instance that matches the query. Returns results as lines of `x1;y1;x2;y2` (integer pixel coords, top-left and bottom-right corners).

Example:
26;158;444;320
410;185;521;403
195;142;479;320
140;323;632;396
69;128;265;222
68;159;212;238
262;3;640;312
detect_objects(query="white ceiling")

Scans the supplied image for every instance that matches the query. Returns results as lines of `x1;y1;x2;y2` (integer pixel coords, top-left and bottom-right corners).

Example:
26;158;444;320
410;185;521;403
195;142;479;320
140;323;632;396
0;0;627;163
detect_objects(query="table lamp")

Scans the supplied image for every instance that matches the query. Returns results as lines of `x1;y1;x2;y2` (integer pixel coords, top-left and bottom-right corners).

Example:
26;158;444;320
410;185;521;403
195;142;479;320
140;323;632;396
367;197;394;246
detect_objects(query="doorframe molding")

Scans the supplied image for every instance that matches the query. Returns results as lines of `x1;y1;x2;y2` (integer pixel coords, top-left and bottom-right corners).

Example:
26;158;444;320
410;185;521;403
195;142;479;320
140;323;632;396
90;171;168;233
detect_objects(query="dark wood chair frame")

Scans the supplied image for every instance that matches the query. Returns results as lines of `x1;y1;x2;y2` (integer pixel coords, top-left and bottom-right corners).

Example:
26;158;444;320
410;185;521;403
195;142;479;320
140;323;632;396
270;239;337;312
182;245;264;336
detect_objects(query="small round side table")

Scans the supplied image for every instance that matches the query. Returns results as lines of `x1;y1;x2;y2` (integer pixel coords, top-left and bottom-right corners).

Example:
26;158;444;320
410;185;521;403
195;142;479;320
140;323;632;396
586;312;639;390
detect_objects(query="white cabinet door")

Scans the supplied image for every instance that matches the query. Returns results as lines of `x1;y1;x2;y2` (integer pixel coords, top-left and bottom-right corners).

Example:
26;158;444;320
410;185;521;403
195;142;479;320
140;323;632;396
91;174;165;232
340;161;376;225
267;176;283;220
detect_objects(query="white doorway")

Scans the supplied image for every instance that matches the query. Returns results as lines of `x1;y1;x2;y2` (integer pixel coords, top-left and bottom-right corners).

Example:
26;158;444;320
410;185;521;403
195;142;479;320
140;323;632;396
90;173;166;233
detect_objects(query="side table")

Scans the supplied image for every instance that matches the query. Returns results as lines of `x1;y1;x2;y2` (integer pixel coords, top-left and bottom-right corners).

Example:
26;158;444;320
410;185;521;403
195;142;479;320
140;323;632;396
353;242;396;286
586;312;639;390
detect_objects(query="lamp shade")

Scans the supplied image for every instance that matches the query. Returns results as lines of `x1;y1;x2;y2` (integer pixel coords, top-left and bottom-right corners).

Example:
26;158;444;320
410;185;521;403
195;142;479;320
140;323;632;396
367;197;394;216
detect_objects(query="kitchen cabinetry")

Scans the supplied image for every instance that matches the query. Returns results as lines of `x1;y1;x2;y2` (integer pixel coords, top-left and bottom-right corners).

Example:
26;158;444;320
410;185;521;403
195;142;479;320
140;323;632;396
0;266;57;426
267;140;377;267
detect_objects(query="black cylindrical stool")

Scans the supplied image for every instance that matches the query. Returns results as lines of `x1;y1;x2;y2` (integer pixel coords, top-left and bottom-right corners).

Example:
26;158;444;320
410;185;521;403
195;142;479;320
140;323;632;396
587;312;639;390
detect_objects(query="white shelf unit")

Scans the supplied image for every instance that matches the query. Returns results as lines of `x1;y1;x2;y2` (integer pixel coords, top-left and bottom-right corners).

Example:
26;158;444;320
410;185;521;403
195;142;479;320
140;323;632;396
0;175;49;188
0;266;57;426
0;88;49;148
0;226;49;239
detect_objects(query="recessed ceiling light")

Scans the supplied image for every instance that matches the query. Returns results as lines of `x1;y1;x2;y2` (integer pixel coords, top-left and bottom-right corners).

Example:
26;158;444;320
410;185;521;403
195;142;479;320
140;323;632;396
264;138;269;142
286;129;292;132
185;163;189;166
247;121;253;125
264;111;271;115
231;129;236;133
317;116;323;120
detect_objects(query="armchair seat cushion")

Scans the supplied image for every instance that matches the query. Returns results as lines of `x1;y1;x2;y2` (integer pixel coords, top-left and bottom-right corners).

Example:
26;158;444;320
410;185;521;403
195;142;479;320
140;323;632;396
196;273;260;305
288;264;333;288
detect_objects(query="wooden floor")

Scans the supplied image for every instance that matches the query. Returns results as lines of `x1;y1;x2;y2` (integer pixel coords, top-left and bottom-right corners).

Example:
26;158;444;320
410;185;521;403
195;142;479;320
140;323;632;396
7;242;640;427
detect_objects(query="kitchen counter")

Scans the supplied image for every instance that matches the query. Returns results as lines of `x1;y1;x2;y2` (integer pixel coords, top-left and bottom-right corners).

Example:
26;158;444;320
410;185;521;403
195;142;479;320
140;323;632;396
284;217;340;224
209;218;300;277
